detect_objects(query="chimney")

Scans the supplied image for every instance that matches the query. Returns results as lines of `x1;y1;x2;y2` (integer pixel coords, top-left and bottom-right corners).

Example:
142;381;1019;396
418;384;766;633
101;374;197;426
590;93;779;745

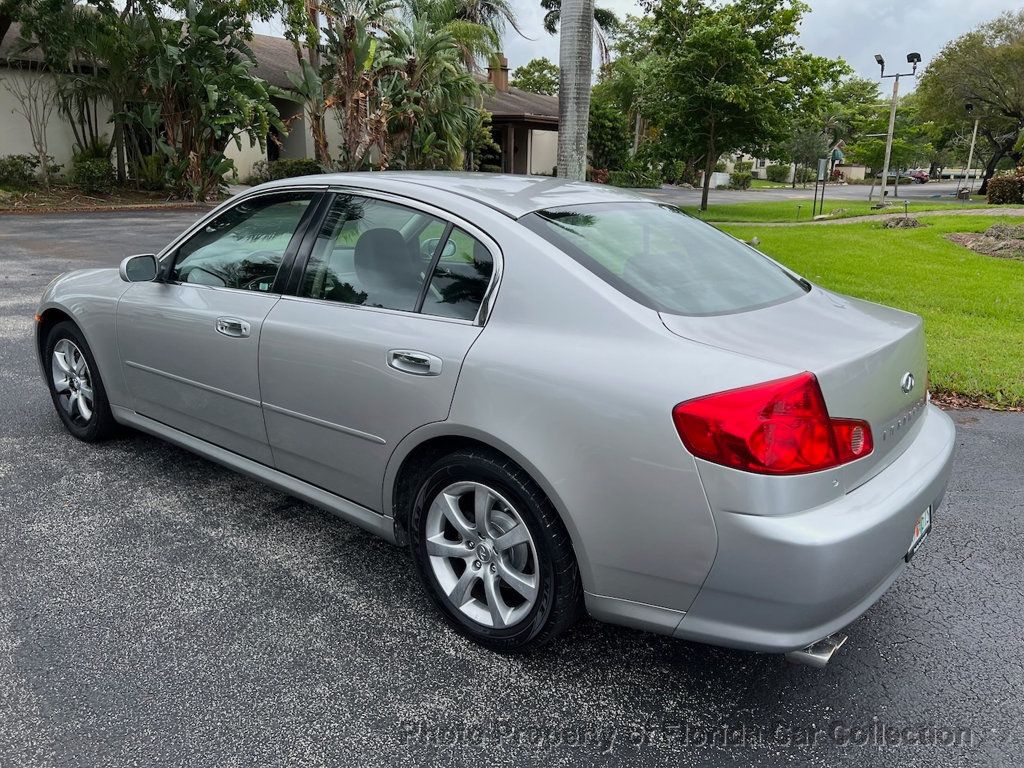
488;54;509;92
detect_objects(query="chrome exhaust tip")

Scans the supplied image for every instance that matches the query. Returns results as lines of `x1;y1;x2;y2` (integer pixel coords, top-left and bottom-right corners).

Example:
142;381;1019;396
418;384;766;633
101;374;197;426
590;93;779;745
784;633;848;668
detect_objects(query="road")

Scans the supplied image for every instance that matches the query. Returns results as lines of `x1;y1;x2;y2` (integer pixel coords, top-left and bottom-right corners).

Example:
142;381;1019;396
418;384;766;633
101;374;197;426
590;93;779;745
642;180;973;207
1;211;1022;767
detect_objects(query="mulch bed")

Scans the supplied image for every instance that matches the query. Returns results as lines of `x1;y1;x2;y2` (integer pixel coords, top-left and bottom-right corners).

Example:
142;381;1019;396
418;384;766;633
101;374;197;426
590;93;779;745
945;223;1024;261
0;187;217;214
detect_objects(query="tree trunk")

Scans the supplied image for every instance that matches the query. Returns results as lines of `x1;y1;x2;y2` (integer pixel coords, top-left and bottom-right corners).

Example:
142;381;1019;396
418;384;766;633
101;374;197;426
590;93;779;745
700;132;715;211
306;2;329;164
556;0;595;180
978;150;1005;196
0;15;12;48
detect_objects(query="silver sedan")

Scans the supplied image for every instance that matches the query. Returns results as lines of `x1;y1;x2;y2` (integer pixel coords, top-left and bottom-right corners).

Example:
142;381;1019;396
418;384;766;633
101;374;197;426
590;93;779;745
35;173;955;665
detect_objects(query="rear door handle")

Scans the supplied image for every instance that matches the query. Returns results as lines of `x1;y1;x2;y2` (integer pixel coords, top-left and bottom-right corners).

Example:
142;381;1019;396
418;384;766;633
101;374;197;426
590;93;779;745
216;317;251;338
388;349;442;376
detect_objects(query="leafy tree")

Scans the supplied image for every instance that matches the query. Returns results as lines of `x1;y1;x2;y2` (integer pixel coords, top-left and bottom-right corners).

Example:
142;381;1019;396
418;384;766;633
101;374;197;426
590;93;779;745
588;96;629;169
511;57;559;95
818;75;879;146
787;125;827;187
2;74;59;187
137;1;286;200
645;0;844;209
918;10;1024;193
464;109;501;170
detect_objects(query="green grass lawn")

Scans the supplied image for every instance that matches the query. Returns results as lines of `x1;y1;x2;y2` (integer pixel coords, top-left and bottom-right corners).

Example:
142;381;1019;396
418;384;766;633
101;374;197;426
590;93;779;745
687;198;995;223
717;215;1024;408
748;179;791;190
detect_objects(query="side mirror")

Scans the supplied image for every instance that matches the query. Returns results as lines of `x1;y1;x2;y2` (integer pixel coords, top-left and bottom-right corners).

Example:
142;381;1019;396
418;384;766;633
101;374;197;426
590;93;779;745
119;254;158;283
421;238;458;260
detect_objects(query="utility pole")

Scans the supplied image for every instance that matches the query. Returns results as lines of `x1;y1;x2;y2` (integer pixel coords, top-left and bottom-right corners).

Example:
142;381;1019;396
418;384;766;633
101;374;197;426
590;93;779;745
871;52;921;206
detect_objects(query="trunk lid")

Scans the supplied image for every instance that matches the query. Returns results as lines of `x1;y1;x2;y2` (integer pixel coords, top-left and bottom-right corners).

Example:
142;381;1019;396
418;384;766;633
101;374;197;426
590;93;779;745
660;287;928;490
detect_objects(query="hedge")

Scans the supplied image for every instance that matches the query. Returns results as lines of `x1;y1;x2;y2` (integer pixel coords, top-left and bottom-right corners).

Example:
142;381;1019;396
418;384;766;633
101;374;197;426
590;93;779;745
986;171;1024;205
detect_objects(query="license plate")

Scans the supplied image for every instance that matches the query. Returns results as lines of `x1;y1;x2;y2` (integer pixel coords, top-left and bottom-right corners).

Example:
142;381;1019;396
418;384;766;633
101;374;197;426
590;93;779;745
906;506;932;562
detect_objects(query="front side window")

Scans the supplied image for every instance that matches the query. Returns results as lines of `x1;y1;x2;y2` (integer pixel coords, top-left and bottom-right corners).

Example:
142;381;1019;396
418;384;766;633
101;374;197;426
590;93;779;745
522;202;807;316
171;192;313;292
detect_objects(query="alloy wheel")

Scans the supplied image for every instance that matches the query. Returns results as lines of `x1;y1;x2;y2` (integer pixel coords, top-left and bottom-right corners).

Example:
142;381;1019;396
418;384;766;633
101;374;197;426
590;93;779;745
51;338;95;425
424;481;540;629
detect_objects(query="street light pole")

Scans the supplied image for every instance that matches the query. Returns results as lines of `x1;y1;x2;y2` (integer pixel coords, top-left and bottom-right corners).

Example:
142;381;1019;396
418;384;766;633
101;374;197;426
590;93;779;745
871;52;921;205
965;117;980;194
878;74;901;205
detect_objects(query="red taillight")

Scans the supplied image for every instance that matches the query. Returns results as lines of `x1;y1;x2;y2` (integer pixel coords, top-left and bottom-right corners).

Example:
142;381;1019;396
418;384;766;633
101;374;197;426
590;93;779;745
672;372;873;475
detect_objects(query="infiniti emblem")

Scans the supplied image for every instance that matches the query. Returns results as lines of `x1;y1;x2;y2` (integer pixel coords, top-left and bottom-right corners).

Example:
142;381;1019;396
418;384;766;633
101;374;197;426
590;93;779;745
900;372;915;394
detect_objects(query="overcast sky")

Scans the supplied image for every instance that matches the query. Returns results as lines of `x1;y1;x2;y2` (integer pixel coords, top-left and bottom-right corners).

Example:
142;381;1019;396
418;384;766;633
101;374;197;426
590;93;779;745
255;0;1023;89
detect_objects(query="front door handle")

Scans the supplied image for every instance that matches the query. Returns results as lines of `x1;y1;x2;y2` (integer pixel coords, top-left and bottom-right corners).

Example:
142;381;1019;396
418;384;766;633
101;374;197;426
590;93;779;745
388;349;442;376
216;317;251;338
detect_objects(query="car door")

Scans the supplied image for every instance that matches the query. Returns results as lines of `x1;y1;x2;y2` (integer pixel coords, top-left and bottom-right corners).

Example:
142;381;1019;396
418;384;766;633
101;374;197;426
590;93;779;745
117;189;322;464
259;191;499;511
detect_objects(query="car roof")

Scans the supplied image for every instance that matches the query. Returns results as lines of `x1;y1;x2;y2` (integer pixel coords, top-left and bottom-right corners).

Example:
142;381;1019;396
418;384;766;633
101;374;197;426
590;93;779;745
258;171;655;219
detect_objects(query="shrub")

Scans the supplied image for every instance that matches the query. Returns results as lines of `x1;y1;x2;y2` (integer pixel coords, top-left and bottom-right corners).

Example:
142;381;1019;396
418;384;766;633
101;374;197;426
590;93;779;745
249;158;324;184
136;155;167;191
662;159;686;185
608;165;661;188
794;165;815;184
729;171;752;190
480;163;502;173
766;164;790;183
714;160;727;172
0;154;39;187
587;167;610;184
70;157;115;194
733;160;753;174
588;99;630;171
986;170;1024;205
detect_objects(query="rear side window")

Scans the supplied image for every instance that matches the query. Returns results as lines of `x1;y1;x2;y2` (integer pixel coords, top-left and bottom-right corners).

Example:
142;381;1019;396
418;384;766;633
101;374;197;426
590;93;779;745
420;228;494;321
522;202;807;316
299;195;442;311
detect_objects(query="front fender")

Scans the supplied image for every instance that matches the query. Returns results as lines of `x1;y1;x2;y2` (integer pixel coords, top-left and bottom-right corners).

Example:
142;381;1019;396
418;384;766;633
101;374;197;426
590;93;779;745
36;268;131;408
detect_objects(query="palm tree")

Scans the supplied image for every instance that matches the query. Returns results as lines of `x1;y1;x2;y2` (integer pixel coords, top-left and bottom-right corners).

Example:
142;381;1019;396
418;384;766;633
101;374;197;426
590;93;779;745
408;0;524;71
383;18;484;167
540;0;618;64
556;0;594;180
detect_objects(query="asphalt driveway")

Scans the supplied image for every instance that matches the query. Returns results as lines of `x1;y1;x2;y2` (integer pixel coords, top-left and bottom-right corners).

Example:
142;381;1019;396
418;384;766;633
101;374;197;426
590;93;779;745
1;211;1022;767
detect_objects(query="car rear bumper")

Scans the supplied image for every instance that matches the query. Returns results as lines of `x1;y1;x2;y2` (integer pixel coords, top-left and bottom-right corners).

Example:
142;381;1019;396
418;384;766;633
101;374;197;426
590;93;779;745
674;403;956;653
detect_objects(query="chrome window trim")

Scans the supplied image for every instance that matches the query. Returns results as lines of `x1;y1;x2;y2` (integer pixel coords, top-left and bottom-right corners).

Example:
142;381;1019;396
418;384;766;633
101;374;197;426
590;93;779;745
277;294;477;327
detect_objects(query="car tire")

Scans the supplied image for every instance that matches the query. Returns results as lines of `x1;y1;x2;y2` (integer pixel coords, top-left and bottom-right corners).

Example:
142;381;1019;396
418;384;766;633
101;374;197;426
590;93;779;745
409;448;582;652
44;320;116;442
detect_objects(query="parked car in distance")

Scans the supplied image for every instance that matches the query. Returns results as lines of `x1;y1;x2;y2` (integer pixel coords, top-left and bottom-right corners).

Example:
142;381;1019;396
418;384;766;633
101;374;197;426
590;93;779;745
908;170;930;184
36;173;955;666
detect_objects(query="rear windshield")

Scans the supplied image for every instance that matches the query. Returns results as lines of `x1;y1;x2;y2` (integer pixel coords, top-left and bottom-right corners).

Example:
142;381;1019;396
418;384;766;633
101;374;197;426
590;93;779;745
521;202;807;316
